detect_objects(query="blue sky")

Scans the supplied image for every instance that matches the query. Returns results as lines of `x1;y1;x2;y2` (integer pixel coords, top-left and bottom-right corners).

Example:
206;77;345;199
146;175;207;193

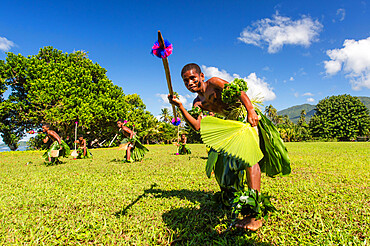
1;0;370;139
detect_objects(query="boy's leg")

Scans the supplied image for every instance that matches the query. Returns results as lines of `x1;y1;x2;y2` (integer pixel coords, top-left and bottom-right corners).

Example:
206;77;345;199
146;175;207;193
126;145;132;161
236;163;263;231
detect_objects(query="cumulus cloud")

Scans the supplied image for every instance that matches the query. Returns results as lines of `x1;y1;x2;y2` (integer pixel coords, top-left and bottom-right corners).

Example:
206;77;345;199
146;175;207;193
202;65;276;101
156;93;194;109
238;13;323;53
306;98;315;103
289;77;294;81
324;37;370;90
0;37;15;52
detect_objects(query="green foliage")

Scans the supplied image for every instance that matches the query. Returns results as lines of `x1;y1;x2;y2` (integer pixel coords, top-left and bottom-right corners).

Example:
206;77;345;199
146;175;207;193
0;47;156;149
221;78;248;105
309;94;370;140
27;133;48;150
231;189;276;221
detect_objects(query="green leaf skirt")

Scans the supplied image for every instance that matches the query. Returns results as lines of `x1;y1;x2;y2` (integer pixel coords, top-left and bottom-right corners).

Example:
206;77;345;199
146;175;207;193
200;114;291;208
178;143;191;155
42;140;71;162
76;147;93;159
122;135;149;162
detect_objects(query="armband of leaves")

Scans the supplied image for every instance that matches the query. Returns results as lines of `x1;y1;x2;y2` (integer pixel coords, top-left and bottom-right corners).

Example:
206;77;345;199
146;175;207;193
221;78;248;105
189;106;202;119
231;188;276;222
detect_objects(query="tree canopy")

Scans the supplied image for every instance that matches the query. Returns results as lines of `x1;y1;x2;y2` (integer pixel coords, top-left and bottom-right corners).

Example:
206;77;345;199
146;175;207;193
309;94;370;140
0;47;156;149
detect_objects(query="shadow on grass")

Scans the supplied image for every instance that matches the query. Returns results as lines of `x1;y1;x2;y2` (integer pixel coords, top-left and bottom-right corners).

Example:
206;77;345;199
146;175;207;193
115;184;270;245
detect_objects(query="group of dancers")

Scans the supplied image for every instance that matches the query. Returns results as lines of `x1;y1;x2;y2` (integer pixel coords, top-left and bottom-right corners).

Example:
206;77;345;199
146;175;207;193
36;63;290;231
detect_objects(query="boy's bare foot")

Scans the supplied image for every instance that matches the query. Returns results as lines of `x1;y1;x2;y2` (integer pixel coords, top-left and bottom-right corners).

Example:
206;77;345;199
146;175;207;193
235;216;263;231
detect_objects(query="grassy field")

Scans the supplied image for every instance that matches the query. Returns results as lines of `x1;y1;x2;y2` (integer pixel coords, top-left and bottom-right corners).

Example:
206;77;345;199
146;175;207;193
0;142;369;245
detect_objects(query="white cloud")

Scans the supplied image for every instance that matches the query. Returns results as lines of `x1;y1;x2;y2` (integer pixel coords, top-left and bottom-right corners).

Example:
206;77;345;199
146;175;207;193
156;93;194;109
0;37;15;52
324;37;370;90
306;98;315;103
302;92;314;96
289;77;294;81
336;8;346;22
294;92;299;98
238;13;323;53
202;65;276;101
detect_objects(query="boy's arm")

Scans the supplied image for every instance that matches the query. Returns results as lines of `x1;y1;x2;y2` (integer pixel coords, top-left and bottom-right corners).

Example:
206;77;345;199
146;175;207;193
240;92;259;127
49;131;62;144
43;136;49;143
122;126;134;139
168;95;202;131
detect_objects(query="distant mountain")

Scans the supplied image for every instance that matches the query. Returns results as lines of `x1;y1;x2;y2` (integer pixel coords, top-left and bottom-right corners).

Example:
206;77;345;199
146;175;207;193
277;96;370;124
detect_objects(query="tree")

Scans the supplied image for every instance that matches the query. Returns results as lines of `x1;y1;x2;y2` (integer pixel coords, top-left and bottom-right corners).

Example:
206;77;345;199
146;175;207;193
0;47;154;149
160;108;171;123
309;94;370;141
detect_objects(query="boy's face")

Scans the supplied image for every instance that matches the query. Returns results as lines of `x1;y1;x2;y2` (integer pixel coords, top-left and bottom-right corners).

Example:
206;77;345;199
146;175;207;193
42;126;48;132
78;137;83;141
182;69;204;93
117;121;122;128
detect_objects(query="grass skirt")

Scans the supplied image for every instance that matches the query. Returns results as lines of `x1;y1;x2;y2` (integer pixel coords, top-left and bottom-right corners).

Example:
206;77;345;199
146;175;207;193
76;147;93;159
42;140;71;162
201;115;290;207
122;135;149;162
178;143;191;155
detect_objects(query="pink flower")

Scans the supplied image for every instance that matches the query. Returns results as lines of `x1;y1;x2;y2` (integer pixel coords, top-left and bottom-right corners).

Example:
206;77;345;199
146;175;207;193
175;153;179;155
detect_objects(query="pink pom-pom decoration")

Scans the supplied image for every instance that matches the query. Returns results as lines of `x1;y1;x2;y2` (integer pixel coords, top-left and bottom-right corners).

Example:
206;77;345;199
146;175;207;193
171;117;181;126
75;122;78;124
151;39;173;59
123;120;128;124
175;153;179;155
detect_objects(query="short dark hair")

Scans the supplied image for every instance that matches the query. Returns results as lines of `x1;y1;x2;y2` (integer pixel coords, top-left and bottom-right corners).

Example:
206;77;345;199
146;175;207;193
78;134;83;138
43;123;50;128
117;119;124;123
181;63;201;78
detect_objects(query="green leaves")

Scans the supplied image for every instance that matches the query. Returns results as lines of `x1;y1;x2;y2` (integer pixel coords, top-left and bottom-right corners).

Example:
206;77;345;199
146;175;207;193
309;94;370;140
0;47;158;149
221;78;248;105
200;116;263;167
231;188;277;221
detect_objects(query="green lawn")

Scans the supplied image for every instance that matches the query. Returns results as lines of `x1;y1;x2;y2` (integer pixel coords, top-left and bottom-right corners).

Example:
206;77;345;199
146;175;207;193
0;142;369;245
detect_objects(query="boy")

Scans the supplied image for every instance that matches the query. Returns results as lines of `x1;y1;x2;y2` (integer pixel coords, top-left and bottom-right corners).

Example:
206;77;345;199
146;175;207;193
116;119;149;162
168;63;290;231
75;135;92;159
41;123;70;163
176;133;191;155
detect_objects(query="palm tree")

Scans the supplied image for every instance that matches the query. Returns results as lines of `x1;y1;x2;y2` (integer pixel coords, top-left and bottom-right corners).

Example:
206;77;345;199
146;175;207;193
160;108;171;123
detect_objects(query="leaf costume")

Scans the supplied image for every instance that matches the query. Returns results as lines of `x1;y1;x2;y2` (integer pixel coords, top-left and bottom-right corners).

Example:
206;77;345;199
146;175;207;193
121;135;149;162
42;140;71;163
199;78;291;220
178;142;191;155
76;147;93;159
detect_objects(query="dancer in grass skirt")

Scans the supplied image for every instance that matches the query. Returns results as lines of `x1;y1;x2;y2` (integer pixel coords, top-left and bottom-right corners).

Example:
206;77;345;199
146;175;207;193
117;119;149;162
177;133;191;155
169;63;291;231
41;123;70;163
75;135;93;159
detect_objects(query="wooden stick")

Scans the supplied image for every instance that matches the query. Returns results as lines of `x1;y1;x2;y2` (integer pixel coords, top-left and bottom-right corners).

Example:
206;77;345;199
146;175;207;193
158;31;177;121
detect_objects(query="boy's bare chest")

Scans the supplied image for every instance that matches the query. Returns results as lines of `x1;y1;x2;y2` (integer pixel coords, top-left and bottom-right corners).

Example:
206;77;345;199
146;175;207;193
198;89;227;113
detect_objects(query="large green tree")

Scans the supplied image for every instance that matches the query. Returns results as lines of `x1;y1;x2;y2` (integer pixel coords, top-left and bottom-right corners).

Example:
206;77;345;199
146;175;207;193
309;94;370;140
0;47;154;149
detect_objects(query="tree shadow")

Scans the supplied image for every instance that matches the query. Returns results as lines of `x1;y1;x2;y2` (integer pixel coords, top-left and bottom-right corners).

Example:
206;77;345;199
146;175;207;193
115;184;271;245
